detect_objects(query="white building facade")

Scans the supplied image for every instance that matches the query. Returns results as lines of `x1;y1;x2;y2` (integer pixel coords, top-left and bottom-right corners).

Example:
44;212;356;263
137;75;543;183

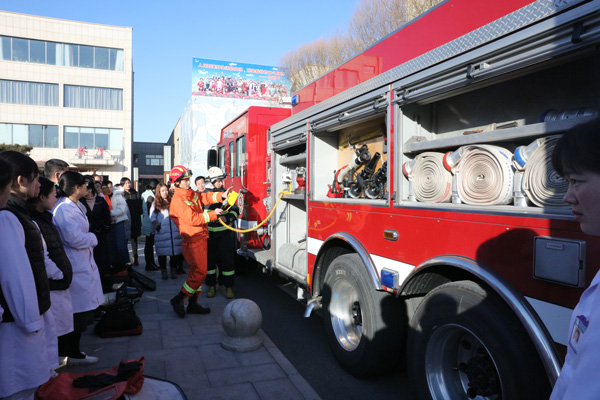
0;11;133;182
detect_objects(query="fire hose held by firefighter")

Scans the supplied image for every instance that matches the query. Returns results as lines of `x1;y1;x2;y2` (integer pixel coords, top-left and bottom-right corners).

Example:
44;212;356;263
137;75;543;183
217;184;292;233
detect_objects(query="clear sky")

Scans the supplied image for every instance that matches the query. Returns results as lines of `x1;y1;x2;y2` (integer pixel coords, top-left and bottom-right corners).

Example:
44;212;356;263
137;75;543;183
0;0;357;143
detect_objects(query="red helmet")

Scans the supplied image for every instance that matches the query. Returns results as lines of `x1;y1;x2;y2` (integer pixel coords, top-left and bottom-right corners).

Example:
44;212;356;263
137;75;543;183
169;165;193;183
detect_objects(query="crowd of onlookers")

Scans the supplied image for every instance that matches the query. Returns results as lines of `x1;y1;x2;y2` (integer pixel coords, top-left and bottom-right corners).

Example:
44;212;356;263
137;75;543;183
0;154;186;400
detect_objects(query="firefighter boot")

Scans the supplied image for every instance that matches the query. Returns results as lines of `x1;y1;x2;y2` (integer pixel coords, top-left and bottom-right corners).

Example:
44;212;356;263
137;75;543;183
187;293;211;315
226;287;235;299
170;292;186;318
206;286;216;298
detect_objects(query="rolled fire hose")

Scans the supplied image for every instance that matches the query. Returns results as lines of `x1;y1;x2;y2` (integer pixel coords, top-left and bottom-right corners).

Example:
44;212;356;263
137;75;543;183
452;145;514;205
406;152;452;203
516;135;569;208
218;184;292;233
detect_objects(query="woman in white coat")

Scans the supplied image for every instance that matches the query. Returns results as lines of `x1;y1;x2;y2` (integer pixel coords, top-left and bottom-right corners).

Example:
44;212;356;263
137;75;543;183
53;171;104;366
0;154;52;400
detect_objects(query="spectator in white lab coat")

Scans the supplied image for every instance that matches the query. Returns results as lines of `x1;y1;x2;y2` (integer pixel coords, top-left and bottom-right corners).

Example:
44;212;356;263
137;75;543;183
53;171;104;366
0;153;53;400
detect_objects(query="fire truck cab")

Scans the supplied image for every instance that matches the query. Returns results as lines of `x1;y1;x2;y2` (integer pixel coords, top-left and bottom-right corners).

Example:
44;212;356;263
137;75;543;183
265;0;600;398
212;106;291;264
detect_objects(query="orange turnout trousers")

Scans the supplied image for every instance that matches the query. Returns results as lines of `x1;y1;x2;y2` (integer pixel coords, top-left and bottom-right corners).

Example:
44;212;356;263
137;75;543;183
181;239;208;295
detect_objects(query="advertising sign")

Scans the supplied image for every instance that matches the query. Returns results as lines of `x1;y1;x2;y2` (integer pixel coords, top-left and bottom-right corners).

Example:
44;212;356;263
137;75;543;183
192;57;290;100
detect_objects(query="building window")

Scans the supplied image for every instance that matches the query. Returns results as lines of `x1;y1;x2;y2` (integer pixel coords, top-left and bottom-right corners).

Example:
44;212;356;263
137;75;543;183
0;80;59;106
64;85;123;110
0;35;124;71
145;155;163;166
0;123;58;148
64;126;123;150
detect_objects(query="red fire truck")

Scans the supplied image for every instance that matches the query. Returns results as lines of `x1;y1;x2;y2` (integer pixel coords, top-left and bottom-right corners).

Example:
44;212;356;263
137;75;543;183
214;106;291;261
213;0;600;398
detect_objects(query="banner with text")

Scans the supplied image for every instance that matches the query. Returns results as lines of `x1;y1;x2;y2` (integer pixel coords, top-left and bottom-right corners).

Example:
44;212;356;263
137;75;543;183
192;57;290;100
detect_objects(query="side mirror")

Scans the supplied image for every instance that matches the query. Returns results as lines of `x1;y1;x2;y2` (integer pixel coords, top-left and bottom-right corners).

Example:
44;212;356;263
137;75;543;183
207;149;217;168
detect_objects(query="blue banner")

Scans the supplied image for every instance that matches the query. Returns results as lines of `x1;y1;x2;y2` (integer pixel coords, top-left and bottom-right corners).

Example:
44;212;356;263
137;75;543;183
192;57;290;100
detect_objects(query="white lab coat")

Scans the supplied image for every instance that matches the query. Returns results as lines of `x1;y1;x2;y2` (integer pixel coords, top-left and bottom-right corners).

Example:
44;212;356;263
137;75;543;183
550;270;600;399
35;225;60;370
0;211;51;398
53;198;104;314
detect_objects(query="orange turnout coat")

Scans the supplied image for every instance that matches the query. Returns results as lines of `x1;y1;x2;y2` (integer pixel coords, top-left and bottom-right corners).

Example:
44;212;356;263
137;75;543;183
169;187;223;241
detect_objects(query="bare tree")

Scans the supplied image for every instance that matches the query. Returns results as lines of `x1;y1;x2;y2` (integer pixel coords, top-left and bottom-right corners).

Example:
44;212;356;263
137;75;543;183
280;0;442;92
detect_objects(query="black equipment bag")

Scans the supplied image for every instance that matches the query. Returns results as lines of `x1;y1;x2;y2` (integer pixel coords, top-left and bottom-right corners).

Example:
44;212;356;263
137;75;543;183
95;301;143;338
130;269;156;291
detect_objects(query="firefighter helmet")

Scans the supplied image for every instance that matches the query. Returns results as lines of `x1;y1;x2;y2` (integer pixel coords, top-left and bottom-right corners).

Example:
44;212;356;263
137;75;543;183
207;166;225;182
169;165;193;183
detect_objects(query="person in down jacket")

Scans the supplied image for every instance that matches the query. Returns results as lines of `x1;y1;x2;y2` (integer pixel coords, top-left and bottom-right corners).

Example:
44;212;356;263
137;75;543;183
107;183;130;271
150;183;183;280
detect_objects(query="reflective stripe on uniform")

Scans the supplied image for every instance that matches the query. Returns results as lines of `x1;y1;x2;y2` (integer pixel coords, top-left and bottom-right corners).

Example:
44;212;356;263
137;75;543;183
212;192;220;202
222;270;235;276
183;282;199;295
208;225;228;232
206;268;217;275
203;211;210;224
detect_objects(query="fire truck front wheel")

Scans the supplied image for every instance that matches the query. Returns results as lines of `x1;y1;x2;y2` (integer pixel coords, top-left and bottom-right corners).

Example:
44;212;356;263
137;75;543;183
322;254;402;377
407;280;550;400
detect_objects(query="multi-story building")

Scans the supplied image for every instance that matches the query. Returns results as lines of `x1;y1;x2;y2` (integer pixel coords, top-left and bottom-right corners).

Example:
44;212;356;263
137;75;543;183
132;141;169;191
0;11;133;183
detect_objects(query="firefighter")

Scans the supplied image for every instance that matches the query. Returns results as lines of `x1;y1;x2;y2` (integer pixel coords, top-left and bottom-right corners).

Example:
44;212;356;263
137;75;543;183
204;167;239;299
167;165;229;318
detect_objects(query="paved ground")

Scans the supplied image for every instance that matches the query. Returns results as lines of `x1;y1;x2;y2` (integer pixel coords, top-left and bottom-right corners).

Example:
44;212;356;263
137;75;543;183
59;259;322;400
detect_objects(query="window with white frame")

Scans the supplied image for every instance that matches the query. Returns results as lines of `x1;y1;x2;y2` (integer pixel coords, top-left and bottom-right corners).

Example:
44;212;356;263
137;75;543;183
64;85;123;110
0;123;58;148
0;80;59;106
0;35;124;71
64;126;122;150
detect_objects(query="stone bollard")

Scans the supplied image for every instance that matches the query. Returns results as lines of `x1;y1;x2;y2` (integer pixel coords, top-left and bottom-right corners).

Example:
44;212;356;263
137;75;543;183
221;298;263;352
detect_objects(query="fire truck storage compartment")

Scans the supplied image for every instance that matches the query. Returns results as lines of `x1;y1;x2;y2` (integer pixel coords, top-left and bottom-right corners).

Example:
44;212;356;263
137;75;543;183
271;123;308;277
396;43;600;211
312;114;387;202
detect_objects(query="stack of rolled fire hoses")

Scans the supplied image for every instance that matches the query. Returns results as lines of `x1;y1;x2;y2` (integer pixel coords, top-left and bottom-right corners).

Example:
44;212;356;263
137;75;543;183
515;135;569;208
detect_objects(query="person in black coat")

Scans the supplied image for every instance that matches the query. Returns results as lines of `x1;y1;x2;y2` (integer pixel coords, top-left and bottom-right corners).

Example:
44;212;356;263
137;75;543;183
81;176;111;277
121;177;142;266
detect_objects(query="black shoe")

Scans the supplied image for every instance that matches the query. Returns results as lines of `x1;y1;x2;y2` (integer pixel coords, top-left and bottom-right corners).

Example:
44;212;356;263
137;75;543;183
170;268;177;279
170;293;186;318
177;266;186;274
187;302;211;315
133;255;139;266
161;268;168;280
145;261;160;271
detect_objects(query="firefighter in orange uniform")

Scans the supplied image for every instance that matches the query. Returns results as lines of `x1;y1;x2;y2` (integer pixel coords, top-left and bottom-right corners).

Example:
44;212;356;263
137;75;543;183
168;165;229;317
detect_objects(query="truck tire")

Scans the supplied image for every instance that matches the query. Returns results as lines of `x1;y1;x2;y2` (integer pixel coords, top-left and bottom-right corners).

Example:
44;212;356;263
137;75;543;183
407;280;550;400
322;254;402;377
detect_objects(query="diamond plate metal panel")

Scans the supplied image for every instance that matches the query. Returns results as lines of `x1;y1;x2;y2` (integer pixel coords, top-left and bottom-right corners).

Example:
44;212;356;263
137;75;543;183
271;0;584;134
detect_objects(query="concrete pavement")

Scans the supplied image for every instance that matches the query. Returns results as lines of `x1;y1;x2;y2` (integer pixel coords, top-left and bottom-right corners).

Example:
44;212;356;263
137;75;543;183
59;262;322;400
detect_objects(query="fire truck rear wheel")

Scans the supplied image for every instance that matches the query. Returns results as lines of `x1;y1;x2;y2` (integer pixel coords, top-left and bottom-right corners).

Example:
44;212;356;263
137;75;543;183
407;280;550;400
322;254;402;377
